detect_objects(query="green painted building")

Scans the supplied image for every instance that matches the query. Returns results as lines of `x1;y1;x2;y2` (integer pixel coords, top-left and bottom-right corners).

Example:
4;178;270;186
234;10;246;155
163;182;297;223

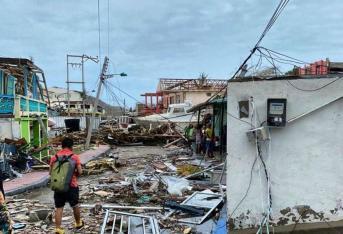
0;57;50;159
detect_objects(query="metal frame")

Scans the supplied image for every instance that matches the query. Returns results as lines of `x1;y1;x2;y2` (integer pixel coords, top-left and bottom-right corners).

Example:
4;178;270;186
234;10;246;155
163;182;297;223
100;210;160;234
169;191;223;225
158;78;227;91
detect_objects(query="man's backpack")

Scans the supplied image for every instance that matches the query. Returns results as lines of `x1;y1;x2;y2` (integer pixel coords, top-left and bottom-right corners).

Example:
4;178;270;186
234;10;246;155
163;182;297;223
50;154;76;192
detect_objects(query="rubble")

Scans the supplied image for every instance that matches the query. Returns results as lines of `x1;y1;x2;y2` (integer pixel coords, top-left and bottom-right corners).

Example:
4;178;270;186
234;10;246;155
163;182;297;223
50;122;188;147
84;158;118;175
6;144;226;233
0;139;46;180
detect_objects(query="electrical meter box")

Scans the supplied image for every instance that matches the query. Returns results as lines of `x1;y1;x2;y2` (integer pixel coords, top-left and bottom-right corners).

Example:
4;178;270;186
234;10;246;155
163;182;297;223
267;98;287;127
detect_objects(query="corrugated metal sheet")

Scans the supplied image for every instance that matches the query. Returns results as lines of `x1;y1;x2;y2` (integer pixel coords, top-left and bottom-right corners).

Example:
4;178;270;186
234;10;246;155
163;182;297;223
50;116;100;130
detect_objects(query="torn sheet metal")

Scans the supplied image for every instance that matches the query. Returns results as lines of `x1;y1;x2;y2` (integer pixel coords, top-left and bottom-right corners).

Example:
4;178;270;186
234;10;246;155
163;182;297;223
100;210;161;234
170;191;224;225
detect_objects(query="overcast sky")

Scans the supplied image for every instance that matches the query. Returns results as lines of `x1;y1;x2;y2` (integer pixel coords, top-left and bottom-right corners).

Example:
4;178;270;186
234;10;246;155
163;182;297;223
0;0;342;107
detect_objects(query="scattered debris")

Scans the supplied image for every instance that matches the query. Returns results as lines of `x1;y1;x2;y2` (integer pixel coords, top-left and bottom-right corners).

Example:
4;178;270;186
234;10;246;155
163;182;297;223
84;158;118;175
7;144;226;233
161;176;191;196
168;191;224;224
177;164;202;177
100;210;161;234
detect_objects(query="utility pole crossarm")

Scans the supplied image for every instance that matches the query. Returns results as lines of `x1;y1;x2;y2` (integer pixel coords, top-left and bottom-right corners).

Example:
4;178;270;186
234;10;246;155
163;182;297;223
66;54;98;117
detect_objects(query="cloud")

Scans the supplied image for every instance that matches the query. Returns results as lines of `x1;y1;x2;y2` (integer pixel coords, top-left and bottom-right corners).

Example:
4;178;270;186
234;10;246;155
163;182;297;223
0;0;342;106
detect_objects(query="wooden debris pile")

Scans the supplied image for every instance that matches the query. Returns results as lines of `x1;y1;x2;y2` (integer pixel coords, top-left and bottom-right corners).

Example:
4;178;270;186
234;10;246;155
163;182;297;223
93;123;183;145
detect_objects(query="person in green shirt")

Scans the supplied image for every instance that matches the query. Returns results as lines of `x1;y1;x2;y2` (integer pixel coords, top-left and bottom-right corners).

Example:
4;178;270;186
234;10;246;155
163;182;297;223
185;124;195;154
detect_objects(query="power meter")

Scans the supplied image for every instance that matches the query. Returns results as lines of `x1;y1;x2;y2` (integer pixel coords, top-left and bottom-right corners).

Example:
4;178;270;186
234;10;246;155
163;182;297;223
267;98;287;127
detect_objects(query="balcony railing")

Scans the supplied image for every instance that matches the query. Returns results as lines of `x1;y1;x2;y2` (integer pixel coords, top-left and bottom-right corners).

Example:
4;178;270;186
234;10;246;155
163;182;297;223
0;94;47;117
0;95;15;115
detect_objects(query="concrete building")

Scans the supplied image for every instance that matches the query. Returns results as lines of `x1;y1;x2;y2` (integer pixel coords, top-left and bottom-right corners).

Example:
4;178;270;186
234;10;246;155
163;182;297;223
49;86;122;117
140;77;227;115
226;75;343;232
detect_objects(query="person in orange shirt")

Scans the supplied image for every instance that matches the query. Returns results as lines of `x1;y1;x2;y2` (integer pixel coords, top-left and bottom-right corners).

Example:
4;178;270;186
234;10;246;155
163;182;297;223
49;138;84;234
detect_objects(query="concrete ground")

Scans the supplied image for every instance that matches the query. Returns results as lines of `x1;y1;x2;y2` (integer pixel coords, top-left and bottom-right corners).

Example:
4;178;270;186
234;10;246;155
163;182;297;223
4;145;110;196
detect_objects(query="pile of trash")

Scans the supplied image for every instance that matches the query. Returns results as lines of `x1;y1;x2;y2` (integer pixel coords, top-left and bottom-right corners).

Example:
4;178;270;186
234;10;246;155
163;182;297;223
51;122;187;146
6;144;227;233
77;145;226;233
97;122;184;145
0;139;38;180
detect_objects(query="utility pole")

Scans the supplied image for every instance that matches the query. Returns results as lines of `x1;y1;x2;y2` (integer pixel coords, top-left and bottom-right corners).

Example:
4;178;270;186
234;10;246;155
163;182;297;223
123;98;126;115
66;54;98;116
85;56;110;149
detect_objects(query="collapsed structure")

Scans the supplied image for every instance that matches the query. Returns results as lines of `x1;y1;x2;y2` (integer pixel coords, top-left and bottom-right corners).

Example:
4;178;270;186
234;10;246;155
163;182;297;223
139;76;227;115
0;57;49;158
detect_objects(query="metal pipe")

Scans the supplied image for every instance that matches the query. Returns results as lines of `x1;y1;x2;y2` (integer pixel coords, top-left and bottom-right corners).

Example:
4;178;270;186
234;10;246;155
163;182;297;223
183;163;224;179
81;56;86;118
111;214;116;234
81;204;167;210
100;209;110;234
218;156;227;196
107;211;154;219
119;215;124;233
150;217;157;234
142;218;146;234
66;55;70;116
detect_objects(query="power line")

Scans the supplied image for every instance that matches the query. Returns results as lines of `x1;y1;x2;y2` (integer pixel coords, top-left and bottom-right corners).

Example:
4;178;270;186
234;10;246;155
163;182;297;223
103;81;125;115
258;46;308;65
286;77;342;92
182;0;290;115
255;0;290;49
107;0;110;57
97;0;102;69
229;156;257;217
257;48;343;92
108;59;124;101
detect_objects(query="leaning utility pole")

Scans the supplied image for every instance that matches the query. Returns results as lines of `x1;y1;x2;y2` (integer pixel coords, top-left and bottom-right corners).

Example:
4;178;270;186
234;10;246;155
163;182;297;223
85;56;109;149
66;54;98;116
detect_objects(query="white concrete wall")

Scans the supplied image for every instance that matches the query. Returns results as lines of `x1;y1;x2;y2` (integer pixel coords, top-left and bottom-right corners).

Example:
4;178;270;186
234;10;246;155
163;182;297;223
185;91;214;106
0;119;20;139
49;87;83;104
50;116;101;130
226;77;343;229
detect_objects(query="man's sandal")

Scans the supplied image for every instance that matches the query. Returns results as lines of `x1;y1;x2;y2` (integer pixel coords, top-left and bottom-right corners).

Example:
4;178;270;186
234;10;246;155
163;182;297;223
75;220;85;230
55;227;65;234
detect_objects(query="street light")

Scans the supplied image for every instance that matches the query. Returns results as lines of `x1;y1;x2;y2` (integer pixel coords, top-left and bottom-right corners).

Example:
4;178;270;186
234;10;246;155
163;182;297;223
103;72;127;79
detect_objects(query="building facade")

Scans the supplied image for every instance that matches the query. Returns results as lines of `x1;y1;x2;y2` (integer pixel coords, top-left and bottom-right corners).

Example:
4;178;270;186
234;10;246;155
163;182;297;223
48;86;122;117
226;75;343;231
0;58;49;158
140;77;227;115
